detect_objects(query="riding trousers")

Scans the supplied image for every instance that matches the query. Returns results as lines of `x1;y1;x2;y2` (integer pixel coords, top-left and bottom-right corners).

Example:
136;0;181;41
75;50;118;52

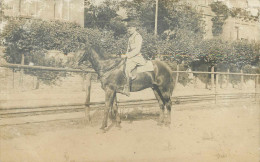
125;55;146;78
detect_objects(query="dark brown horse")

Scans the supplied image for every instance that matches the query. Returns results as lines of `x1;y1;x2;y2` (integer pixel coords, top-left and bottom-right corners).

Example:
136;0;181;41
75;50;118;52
78;45;175;130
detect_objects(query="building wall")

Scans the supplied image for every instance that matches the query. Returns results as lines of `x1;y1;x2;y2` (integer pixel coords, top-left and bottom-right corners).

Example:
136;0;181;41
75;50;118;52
3;0;260;41
3;0;84;27
197;5;215;39
180;0;260;41
179;0;215;39
222;17;260;41
225;0;248;8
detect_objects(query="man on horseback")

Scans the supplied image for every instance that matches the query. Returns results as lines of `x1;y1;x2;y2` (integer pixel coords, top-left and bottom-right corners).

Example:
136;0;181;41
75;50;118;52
121;18;146;96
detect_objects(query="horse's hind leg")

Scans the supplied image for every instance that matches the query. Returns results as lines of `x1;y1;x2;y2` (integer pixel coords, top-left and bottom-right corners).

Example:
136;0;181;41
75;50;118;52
152;87;165;125
164;97;172;126
156;86;172;126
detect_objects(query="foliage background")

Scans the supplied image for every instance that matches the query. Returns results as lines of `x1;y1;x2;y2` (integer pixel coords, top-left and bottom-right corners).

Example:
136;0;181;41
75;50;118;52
1;0;259;87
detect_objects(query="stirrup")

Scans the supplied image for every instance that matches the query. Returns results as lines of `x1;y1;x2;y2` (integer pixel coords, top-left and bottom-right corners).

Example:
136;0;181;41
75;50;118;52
131;76;136;80
120;86;130;97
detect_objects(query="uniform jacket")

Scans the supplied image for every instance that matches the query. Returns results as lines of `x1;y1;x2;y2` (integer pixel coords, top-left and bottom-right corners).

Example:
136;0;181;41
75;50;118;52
126;31;146;65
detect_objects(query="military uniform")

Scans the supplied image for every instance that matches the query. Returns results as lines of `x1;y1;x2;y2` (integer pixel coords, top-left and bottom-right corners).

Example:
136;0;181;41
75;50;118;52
120;18;146;96
125;30;146;78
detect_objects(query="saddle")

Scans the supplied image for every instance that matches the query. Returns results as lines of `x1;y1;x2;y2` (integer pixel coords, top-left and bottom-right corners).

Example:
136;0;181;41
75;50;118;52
118;60;154;96
129;61;154;78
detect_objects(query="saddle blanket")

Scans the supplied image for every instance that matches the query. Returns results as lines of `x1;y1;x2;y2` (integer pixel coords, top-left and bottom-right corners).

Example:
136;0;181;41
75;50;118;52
136;61;154;73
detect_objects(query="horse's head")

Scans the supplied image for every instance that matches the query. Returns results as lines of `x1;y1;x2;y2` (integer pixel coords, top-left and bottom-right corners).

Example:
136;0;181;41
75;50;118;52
78;50;89;66
79;45;109;65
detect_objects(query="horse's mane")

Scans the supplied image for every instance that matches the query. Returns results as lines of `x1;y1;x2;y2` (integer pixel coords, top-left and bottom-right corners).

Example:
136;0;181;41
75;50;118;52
90;44;107;60
86;44;125;74
102;57;124;73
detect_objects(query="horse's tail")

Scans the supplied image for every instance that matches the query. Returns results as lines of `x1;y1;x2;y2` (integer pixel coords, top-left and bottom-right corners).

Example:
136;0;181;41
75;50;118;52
152;60;174;98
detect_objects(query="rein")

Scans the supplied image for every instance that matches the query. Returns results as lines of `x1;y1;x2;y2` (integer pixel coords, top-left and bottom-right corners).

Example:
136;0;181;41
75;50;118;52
78;47;125;79
99;59;125;78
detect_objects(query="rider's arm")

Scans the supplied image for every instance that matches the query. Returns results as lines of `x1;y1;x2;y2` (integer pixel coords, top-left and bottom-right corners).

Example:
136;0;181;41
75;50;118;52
126;39;130;53
126;34;143;59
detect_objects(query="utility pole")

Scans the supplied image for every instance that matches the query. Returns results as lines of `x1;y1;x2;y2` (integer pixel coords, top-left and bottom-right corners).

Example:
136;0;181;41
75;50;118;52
154;0;160;60
67;0;70;20
154;0;158;36
19;0;22;15
54;0;56;19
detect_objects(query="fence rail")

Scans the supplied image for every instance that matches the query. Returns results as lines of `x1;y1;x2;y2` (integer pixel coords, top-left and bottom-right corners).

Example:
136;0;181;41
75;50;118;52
172;71;260;76
1;63;259;76
0;63;95;73
0;63;259;124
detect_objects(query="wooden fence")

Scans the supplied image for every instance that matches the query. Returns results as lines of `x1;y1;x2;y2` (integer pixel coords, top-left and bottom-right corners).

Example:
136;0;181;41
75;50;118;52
0;63;259;122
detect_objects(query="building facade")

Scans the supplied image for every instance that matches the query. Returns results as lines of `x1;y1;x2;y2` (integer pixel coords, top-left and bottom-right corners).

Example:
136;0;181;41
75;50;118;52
2;0;260;41
215;0;260;41
2;0;84;26
180;0;260;41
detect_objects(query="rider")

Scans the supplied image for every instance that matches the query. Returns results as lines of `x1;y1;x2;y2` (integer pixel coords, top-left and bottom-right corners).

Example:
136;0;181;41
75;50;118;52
121;18;146;96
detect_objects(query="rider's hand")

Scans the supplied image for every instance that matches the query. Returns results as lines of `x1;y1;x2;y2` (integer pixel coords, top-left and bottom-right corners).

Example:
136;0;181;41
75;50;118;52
121;54;127;58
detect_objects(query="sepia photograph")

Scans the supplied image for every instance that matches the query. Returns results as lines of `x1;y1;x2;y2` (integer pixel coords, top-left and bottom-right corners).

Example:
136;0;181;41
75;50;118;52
0;0;259;161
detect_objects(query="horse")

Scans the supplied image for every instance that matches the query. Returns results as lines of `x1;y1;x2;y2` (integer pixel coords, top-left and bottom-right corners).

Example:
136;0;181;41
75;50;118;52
78;45;175;131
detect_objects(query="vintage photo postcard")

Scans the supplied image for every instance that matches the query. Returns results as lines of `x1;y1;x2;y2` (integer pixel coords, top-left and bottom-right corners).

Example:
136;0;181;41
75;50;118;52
0;0;259;161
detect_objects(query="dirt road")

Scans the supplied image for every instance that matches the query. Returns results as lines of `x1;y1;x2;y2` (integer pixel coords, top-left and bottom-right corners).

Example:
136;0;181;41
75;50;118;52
0;102;259;162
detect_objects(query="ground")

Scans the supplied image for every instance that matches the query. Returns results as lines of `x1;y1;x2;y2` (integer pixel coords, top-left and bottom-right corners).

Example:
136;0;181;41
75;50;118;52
0;101;259;162
0;70;259;161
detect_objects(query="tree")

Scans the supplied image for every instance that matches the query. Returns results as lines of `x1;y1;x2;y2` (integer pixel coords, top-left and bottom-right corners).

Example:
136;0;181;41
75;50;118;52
210;2;229;36
84;0;127;37
231;41;260;69
1;18;88;86
2;17;128;86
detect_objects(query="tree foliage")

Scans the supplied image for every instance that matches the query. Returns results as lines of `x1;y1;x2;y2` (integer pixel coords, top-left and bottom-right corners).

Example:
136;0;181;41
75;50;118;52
1;18;127;85
210;2;229;36
1;0;259;88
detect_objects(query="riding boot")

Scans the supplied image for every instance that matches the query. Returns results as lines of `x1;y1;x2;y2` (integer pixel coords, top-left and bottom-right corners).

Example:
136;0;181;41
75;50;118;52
122;77;130;97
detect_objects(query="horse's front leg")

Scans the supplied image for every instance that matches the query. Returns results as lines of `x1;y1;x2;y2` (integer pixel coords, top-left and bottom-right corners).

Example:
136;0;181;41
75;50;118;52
113;94;121;127
100;89;115;130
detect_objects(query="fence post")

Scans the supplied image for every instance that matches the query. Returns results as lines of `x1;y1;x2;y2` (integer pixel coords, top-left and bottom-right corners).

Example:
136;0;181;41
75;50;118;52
240;69;243;90
215;73;219;104
211;66;214;91
193;73;197;88
35;77;40;89
82;74;86;91
256;75;259;102
32;76;35;90
175;64;179;89
12;68;15;89
85;73;92;124
220;73;223;88
226;68;230;88
19;54;25;91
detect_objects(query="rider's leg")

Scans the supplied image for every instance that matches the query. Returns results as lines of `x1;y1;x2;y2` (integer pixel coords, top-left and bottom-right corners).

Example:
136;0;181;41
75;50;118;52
122;60;136;96
125;60;137;80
